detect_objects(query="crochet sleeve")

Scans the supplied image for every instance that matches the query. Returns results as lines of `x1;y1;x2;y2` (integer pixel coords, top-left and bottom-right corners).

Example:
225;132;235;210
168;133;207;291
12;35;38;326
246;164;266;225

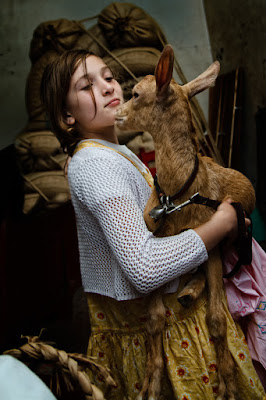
72;153;208;294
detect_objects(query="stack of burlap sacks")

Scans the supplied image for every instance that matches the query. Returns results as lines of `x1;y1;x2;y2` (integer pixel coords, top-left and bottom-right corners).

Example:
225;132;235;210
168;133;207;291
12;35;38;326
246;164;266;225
15;2;167;215
15;2;217;215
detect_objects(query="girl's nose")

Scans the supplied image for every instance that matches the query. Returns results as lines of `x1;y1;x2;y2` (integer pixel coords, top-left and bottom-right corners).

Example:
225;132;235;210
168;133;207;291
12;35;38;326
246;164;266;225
102;81;114;96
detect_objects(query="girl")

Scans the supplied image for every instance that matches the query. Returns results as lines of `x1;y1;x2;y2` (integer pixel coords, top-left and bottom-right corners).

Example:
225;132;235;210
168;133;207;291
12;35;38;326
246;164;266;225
41;49;265;399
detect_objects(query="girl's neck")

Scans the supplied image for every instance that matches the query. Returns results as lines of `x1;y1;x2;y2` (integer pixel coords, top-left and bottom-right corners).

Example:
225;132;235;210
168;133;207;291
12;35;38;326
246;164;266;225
82;126;119;145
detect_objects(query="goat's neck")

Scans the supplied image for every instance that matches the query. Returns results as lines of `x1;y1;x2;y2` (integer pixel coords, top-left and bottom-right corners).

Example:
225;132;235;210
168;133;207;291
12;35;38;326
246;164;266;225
153;128;198;197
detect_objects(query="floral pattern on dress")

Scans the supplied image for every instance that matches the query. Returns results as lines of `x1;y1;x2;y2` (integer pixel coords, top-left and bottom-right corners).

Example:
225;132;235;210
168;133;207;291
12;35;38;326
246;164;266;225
85;288;265;400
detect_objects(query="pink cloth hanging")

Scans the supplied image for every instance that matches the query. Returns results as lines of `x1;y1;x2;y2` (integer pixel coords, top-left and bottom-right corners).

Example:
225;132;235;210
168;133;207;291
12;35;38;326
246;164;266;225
223;239;266;384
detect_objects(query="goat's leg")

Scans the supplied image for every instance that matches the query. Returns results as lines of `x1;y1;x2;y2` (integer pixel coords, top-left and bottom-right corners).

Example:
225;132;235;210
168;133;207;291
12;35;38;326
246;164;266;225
137;289;165;400
205;250;237;400
136;335;153;400
177;269;206;308
147;330;164;400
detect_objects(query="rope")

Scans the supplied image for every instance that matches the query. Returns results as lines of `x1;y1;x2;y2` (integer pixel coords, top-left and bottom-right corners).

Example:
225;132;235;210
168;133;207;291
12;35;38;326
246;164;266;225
78;15;99;23
4;333;117;400
76;22;139;82
22;174;50;202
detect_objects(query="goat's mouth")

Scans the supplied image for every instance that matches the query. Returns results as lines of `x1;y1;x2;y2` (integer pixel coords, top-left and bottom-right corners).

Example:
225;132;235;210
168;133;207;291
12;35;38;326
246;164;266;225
115;115;127;126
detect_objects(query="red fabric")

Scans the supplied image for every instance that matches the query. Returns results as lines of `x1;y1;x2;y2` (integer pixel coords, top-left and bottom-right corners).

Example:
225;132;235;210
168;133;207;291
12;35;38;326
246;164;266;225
138;149;156;177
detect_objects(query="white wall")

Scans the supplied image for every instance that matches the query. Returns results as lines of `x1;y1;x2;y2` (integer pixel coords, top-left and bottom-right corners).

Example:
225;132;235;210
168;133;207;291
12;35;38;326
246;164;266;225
0;0;212;150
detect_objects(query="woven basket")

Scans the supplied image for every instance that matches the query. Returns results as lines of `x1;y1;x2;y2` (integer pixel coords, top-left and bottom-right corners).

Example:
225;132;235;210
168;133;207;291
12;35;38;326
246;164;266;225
98;2;166;50
4;334;116;399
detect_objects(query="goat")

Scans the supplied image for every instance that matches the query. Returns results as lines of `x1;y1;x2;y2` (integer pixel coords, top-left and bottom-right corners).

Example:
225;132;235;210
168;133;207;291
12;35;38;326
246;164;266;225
115;45;255;400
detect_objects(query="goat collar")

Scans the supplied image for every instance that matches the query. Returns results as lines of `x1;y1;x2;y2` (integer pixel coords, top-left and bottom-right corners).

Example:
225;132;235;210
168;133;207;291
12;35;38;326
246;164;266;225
154;154;199;201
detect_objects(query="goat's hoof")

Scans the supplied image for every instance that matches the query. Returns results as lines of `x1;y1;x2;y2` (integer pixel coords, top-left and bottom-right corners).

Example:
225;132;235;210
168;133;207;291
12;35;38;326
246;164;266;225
177;293;194;308
216;379;226;400
216;396;235;400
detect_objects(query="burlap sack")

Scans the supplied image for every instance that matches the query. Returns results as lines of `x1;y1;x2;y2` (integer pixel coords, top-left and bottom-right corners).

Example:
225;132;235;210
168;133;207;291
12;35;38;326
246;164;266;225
73;24;110;57
98;2;166;50
120;77;144;101
103;47;160;81
23;170;70;214
26;51;59;122
24;171;68;194
23;191;70;214
29;19;84;63
15;130;65;173
127;131;154;154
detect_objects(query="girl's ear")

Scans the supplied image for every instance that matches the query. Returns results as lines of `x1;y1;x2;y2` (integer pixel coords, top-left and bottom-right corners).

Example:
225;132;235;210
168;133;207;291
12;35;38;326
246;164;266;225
65;112;75;126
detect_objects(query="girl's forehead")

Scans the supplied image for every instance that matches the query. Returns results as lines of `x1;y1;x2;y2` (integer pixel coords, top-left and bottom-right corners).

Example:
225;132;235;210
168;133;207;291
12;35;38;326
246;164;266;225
75;55;108;77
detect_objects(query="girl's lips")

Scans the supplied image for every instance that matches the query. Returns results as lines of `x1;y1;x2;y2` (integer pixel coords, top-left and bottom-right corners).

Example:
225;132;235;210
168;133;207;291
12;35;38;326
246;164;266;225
105;99;120;107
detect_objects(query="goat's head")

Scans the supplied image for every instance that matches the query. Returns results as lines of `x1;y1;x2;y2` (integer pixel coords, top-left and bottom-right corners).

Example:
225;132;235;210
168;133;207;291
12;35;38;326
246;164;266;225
115;45;220;139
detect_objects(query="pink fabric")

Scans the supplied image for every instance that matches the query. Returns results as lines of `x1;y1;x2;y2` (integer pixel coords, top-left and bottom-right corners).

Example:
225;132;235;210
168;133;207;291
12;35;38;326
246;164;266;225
223;238;266;371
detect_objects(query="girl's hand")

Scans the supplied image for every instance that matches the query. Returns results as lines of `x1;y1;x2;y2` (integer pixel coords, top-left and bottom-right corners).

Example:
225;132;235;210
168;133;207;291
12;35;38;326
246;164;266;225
216;198;251;243
194;198;250;252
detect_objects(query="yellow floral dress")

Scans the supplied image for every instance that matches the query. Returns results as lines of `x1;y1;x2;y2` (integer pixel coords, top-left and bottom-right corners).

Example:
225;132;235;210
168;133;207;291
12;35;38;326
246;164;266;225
86;275;265;400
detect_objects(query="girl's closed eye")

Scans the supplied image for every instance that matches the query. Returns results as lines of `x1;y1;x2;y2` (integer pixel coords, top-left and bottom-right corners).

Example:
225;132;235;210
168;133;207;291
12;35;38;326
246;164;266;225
81;83;93;91
105;76;113;82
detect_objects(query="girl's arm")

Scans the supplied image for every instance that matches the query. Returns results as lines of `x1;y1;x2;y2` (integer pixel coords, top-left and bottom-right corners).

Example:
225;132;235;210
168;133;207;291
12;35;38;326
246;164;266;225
70;152;239;294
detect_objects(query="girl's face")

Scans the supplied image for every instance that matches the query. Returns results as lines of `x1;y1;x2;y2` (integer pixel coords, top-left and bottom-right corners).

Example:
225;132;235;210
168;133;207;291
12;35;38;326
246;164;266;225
65;55;123;137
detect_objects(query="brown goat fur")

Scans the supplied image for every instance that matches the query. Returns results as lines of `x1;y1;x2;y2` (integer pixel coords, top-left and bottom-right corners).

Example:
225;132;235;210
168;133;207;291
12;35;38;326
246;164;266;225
116;45;255;400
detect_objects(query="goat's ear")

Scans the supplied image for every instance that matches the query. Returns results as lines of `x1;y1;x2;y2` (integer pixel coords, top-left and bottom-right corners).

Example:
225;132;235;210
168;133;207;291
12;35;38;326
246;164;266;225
155;45;174;102
183;61;220;98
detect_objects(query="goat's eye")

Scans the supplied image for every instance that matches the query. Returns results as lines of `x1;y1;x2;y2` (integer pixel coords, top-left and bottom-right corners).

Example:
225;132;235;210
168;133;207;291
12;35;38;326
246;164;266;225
133;92;139;99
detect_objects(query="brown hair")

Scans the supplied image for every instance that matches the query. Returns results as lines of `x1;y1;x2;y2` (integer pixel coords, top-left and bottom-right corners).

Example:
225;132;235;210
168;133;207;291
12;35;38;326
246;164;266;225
41;49;96;156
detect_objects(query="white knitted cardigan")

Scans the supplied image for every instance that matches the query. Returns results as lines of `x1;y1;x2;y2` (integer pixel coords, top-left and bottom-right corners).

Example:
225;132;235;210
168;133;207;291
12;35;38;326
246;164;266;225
67;140;208;300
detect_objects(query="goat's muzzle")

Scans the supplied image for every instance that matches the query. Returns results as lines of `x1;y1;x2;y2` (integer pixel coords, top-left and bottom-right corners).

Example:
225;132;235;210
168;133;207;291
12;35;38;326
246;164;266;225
115;108;128;129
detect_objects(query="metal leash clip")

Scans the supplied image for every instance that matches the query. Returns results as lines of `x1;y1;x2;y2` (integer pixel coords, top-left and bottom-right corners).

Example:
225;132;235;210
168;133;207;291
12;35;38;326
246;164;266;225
149;192;200;221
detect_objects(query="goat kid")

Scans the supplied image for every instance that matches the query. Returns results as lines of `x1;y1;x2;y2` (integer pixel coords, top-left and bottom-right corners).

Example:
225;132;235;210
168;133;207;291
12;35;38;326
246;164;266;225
116;45;255;400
